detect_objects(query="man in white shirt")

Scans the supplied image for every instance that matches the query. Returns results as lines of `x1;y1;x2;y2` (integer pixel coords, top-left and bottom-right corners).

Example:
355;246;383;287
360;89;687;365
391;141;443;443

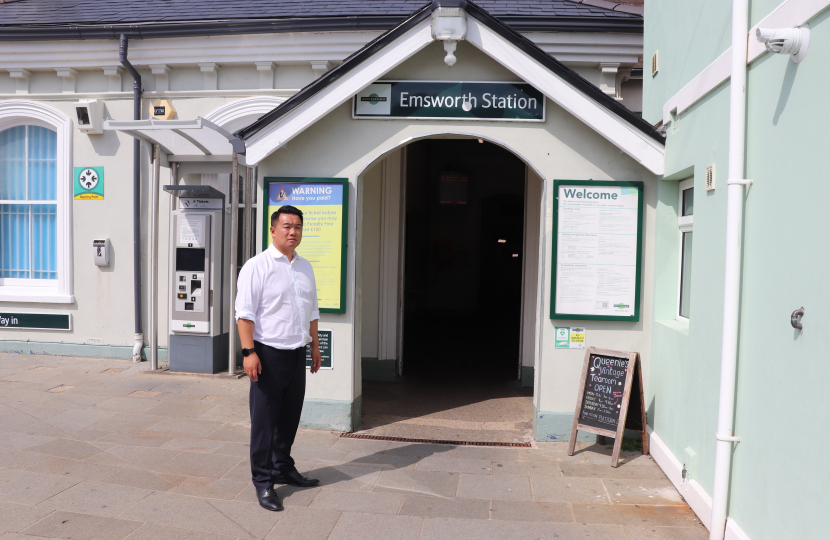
235;205;322;512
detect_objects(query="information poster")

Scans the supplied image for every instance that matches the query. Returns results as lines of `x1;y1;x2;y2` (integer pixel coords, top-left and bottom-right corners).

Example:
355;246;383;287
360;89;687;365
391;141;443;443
554;327;586;349
305;330;333;370
551;181;643;321
265;178;348;313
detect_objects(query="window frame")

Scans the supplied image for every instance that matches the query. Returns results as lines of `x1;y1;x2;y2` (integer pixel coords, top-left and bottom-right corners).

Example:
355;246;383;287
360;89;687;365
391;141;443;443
676;178;694;322
0;102;73;303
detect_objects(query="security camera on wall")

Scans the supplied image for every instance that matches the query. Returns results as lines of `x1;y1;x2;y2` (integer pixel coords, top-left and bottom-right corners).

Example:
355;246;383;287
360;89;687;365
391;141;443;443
756;24;810;63
76;99;103;134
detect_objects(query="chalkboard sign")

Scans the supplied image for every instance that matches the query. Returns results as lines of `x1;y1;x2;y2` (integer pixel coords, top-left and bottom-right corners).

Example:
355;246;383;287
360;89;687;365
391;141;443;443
305;330;332;369
568;347;647;467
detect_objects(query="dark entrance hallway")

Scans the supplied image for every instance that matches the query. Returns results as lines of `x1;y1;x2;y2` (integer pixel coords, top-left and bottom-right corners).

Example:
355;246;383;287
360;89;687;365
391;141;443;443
359;139;533;443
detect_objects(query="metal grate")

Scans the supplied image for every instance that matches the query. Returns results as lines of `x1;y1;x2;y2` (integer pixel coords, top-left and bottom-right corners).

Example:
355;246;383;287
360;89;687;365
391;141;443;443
705;165;715;191
651;50;659;76
341;433;532;448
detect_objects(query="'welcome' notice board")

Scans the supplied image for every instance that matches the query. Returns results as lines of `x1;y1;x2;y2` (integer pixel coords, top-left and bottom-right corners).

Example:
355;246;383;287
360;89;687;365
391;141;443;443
550;180;644;321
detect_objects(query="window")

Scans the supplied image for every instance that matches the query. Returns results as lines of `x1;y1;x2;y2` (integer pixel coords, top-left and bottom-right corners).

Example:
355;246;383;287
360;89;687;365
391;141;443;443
0;101;73;303
0;125;58;281
678;178;693;320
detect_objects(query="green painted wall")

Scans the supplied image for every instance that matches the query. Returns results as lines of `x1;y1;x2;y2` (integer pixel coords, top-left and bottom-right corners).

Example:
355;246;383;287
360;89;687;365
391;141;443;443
646;3;830;539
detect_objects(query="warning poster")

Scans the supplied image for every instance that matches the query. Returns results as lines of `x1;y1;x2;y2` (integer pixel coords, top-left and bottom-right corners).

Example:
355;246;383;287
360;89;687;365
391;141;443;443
265;178;349;313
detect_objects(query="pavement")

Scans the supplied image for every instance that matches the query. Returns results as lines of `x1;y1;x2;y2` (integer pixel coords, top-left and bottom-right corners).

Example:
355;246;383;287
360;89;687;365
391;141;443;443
0;352;707;540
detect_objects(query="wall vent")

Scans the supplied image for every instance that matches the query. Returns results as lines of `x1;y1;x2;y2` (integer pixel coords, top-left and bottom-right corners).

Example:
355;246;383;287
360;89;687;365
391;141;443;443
705;165;715;191
651;50;659;76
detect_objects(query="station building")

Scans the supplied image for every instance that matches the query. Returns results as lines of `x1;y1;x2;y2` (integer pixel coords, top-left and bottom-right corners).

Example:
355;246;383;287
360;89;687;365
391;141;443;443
0;0;661;443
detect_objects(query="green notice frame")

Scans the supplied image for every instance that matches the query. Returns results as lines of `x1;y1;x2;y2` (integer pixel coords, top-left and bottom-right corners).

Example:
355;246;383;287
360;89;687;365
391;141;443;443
263;178;349;314
550;180;644;322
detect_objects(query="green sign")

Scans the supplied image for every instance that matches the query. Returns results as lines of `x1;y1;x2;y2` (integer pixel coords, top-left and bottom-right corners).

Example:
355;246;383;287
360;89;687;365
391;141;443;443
354;81;545;121
554;327;586;349
74;166;104;200
0;312;71;330
305;330;332;369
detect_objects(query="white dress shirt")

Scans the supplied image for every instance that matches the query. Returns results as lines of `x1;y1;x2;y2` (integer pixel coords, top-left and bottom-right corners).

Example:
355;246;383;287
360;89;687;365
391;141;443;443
235;243;320;350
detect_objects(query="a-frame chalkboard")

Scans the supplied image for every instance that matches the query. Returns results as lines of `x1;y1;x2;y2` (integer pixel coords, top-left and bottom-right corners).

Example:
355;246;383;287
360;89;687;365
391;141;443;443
567;347;648;467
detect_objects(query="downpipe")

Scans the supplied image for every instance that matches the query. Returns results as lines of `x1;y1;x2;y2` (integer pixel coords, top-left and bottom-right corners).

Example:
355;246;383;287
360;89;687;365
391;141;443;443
709;0;749;538
120;34;144;362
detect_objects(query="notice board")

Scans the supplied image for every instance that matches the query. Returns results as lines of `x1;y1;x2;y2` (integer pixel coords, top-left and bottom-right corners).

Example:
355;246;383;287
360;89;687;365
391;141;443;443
264;178;349;313
305;330;333;370
567;347;647;467
550;180;643;321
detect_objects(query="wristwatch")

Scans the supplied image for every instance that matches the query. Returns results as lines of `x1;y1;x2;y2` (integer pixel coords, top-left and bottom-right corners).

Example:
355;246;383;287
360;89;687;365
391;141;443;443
241;348;255;357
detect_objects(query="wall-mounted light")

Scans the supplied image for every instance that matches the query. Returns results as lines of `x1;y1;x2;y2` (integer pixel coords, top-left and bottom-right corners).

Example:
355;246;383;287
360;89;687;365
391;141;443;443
432;4;467;67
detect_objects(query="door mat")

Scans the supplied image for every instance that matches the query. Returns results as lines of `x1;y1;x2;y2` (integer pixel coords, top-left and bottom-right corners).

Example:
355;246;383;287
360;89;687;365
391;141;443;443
341;432;531;448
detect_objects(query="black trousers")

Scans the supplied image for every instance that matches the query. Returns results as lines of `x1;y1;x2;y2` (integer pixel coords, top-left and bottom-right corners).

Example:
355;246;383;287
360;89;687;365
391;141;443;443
249;341;306;490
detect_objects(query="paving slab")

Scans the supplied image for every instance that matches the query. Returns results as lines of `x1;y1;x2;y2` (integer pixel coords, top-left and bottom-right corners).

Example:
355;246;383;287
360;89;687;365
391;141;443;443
154;451;242;479
118;491;252;537
0;469;81;505
604;478;685;505
38;480;153;518
205;424;251;443
27;457;121;481
265;507;341;540
121;523;238;540
310;489;404;515
445;446;520;462
374;470;459;497
159;437;226;453
327;512;423;540
143;402;217;419
172;477;249;500
26;439;103;460
289;447;350;465
537;522;628;539
105;445;180;470
212;442;250;457
327;438;389;454
416;456;491;475
308;464;383;492
21;510;143;540
531;476;609;504
2;449;50;470
571;503;703;527
493;460;562;477
146;418;225;439
5;432;58;451
97;431;177;448
99;468;180;491
559;462;668;480
624;525;709;539
339;451;418;470
43;409;115;430
90;414;164;434
456;473;531;501
0;501;55;534
419;516;537;540
491;499;573;522
398;494;490;520
384;442;456;458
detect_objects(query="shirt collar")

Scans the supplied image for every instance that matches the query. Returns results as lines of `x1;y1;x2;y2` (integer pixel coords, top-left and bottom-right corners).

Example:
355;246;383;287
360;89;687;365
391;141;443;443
268;243;302;261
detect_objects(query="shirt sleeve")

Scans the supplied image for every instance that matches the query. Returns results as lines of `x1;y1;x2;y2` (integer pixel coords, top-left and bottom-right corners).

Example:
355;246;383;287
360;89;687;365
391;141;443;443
309;263;320;321
235;258;260;322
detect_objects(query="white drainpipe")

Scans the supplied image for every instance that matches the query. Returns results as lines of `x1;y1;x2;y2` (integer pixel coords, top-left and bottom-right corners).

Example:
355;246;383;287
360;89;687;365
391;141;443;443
710;0;750;538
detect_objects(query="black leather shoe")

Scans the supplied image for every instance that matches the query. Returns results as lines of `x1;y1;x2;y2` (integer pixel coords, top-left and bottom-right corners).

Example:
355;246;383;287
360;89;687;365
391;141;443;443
273;470;320;487
256;487;284;511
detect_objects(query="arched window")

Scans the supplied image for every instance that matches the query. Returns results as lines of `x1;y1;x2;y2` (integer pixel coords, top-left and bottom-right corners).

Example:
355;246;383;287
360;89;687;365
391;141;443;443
0;125;58;280
0;101;73;303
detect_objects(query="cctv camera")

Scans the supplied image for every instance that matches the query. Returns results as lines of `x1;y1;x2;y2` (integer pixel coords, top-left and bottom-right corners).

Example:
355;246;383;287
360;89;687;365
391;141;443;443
756;25;810;63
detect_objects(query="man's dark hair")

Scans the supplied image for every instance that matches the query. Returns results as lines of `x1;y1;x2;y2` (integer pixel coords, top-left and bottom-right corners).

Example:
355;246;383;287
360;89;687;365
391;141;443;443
271;205;303;226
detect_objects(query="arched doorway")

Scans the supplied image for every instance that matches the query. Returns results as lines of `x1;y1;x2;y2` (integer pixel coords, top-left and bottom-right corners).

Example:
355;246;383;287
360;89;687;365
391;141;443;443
357;136;543;443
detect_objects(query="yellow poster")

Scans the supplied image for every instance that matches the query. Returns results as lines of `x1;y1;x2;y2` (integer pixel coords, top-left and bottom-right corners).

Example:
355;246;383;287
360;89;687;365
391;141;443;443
266;179;348;313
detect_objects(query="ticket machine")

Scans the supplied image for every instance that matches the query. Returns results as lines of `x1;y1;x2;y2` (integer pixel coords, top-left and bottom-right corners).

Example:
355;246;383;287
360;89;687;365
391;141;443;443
164;185;230;373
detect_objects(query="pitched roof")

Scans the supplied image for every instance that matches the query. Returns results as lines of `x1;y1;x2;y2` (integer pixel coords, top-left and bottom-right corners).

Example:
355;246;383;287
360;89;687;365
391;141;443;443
236;1;660;144
0;0;642;40
235;0;664;174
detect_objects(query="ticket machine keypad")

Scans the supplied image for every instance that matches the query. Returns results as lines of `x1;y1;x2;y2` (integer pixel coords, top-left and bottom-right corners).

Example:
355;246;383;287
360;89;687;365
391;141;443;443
174;272;205;313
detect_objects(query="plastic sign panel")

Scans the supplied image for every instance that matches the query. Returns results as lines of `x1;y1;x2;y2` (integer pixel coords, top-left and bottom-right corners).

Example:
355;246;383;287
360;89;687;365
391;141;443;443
264;178;349;314
0;312;71;330
554;327;586;349
305;329;333;369
354;81;545;122
74;167;104;200
551;181;644;321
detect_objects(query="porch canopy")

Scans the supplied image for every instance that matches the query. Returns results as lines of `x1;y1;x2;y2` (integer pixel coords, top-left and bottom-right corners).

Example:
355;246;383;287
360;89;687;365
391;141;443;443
103;117;246;163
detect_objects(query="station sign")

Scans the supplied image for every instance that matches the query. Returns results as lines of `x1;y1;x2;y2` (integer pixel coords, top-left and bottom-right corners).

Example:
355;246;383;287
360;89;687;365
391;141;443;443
354;81;545;122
